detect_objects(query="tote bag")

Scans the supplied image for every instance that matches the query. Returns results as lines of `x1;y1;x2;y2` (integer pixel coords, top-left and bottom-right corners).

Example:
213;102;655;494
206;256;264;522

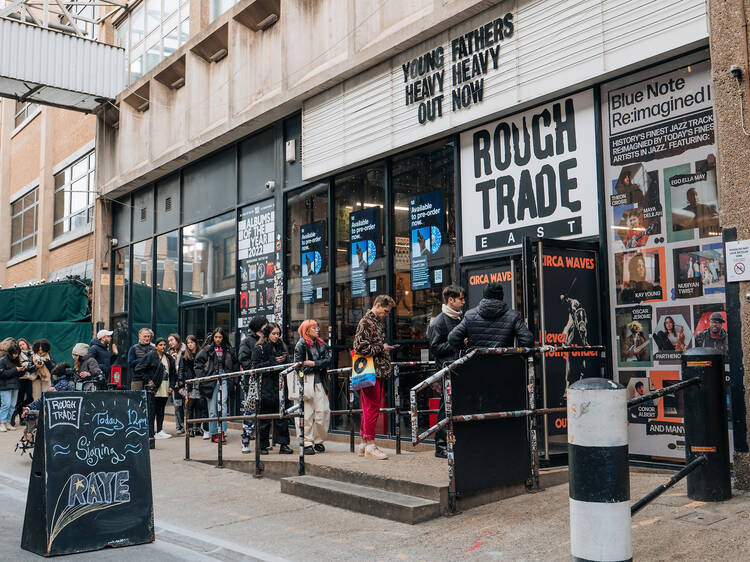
350;353;376;390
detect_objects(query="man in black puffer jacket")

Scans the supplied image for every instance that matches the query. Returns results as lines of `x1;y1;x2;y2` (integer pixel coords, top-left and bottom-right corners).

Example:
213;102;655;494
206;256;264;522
448;282;534;351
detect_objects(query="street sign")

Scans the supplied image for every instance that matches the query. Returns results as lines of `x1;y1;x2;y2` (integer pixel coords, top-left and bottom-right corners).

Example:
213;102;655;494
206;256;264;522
725;240;750;282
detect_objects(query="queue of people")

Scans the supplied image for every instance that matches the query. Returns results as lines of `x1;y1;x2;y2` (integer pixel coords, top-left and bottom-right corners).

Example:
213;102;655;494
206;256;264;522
5;280;534;463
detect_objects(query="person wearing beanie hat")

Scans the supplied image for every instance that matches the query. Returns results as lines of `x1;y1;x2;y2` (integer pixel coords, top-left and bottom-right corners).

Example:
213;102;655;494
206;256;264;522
694;311;728;356
237;316;268;452
71;342;104;391
448;282;534;351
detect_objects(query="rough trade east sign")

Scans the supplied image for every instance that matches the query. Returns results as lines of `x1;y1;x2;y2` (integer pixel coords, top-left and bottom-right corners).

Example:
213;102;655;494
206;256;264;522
459;90;598;255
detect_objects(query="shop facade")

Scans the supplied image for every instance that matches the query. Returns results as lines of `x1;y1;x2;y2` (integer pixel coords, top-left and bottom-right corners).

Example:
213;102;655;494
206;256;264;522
102;0;746;457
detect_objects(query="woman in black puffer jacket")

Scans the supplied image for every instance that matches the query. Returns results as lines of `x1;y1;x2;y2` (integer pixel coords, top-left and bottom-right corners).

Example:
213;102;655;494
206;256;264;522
0;344;23;432
194;328;236;443
251;323;292;455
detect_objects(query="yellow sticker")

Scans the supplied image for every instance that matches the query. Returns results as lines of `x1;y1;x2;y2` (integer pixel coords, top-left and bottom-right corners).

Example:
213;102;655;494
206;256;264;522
691;446;717;453
686;361;712;367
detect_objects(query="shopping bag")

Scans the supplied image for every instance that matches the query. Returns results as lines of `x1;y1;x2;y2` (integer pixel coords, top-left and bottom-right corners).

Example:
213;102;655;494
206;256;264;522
350;353;376;390
287;370;301;400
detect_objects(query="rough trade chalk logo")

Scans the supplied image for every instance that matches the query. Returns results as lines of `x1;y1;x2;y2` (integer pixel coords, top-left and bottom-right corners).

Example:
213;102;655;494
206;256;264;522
46;396;83;430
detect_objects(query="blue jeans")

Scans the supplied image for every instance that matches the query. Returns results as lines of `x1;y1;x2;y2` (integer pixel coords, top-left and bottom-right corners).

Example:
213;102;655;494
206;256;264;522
208;380;228;435
0;389;19;423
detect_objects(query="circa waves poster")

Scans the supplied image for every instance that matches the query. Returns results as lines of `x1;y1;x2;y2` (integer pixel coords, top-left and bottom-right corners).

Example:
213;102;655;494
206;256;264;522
350;208;378;298
300;221;325;304
459;90;598;256
409;190;444;290
602;56;728;460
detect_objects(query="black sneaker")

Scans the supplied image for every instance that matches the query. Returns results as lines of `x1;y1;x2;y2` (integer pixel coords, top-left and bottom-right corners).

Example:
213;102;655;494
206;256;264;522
435;448;448;459
313;444;325;453
303;446;315;455
259;448;269;455
279;444;293;454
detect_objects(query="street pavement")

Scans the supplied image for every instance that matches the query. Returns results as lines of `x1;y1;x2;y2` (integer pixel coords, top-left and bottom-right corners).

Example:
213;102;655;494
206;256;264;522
2;422;750;561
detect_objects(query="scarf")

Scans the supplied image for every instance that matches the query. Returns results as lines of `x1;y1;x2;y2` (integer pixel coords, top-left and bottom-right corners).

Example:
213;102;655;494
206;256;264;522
442;303;462;321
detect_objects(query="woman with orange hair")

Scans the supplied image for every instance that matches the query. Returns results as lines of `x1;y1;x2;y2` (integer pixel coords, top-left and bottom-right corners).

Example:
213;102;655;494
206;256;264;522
293;319;331;455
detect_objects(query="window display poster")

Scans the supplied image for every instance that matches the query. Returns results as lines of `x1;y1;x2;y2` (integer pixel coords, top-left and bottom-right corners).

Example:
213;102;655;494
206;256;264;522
238;199;276;335
350;208;378;297
300;221;325;304
541;247;601;436
602;56;728;459
409;190;444;290
459;89;599;256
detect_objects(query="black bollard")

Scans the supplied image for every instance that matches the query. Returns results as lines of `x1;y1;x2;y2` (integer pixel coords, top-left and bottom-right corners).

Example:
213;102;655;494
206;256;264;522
682;348;731;501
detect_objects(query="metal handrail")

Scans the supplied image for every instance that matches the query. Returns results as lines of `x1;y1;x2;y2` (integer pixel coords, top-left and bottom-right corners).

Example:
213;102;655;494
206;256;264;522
185;361;301;385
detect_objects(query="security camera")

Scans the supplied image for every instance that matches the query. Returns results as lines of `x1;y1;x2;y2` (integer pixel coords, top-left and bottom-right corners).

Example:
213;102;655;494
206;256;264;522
730;65;743;82
111;237;119;246
265;180;276;192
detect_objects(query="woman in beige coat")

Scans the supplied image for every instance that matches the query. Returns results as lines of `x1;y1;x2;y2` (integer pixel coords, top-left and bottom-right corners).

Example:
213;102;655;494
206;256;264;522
30;339;54;399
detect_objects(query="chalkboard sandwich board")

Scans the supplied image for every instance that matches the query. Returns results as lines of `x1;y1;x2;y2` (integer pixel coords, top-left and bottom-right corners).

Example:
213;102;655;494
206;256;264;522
21;391;154;556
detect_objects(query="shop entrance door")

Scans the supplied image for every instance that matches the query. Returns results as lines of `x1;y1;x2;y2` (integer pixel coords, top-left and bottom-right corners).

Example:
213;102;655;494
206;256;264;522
180;299;236;347
522;237;609;462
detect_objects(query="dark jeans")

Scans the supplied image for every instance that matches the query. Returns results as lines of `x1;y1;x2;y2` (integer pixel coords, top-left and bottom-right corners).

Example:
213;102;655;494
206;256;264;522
14;379;34;422
187;397;203;431
259;374;289;448
154;396;168;433
173;397;184;431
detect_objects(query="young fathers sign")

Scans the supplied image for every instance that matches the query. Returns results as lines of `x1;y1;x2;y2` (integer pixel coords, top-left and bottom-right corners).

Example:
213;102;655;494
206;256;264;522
459;90;598;255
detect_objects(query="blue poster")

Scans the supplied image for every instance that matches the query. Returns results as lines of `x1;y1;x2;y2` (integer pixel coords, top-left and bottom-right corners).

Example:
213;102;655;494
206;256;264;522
350;208;378;297
409;190;444;290
301;221;324;303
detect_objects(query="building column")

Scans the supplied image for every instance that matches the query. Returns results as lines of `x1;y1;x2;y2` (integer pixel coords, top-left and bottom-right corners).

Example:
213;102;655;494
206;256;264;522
708;0;750;487
0;101;12;288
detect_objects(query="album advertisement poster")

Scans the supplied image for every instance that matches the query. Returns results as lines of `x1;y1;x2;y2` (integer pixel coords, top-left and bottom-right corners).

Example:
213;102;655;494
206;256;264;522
300;221;325;304
238;199;277;336
602;55;728;460
409;190;444;290
350;208;378;297
541;247;601;436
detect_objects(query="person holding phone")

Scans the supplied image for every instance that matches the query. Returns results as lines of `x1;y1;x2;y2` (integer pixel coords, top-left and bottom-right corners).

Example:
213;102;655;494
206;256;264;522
353;294;397;460
294;319;332;455
252;323;292;455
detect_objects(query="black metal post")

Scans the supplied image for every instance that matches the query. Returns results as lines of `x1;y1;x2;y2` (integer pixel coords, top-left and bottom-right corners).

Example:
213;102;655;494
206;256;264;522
298;370;305;476
631;455;707;516
394;364;401;455
217;381;223;469
146;386;155;450
348;378;355;453
445;371;456;514
526;355;539;490
682;348;731;501
184;383;190;461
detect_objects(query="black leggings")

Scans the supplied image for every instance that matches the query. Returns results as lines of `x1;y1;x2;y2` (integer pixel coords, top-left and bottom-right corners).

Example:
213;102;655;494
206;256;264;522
187;397;203;430
154;397;168;433
14;379;34;419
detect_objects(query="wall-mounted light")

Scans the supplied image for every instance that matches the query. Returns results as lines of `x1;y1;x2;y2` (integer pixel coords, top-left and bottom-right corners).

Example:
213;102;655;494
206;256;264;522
257;13;279;30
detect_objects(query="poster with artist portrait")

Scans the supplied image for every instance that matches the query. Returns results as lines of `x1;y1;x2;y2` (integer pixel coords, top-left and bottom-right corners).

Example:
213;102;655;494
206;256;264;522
409;190;444;290
614;247;666;305
615;306;652;368
603;55;728;460
350;208;378;298
620;371;660;425
540;247;601;436
300;221;325;304
653;305;693;363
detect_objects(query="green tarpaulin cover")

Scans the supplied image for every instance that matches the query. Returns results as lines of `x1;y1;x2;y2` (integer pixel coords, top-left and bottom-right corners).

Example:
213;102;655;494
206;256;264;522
0;281;91;361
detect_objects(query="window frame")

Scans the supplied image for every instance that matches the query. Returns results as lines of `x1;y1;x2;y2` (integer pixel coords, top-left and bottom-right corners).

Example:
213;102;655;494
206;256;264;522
53;150;96;239
13;100;39;129
10;188;39;258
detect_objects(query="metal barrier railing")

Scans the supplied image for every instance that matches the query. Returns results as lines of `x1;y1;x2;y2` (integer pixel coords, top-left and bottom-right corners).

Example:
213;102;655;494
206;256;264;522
409;345;607;513
183;359;435;473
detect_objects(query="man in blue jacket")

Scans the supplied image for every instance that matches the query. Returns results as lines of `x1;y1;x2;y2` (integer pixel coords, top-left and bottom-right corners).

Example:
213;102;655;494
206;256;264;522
89;329;118;379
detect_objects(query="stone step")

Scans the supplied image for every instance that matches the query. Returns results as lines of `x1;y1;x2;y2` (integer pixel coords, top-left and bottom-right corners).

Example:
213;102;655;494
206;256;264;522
280;475;441;525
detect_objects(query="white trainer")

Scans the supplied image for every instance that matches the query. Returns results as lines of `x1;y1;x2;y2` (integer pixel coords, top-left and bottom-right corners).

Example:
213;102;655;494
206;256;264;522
241;445;251;454
364;444;387;460
202;431;210;440
357;442;366;457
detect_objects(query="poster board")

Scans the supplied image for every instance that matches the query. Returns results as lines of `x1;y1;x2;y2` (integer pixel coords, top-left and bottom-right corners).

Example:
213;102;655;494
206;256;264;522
601;54;728;460
21;391;153;556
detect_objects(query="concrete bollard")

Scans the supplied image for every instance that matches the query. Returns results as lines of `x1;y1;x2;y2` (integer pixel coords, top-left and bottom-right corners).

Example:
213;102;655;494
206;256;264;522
568;378;631;562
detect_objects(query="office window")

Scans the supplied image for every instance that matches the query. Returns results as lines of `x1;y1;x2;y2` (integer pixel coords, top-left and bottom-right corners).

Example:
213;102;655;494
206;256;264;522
14;101;38;128
210;0;238;22
116;0;190;84
10;189;38;257
53;150;96;238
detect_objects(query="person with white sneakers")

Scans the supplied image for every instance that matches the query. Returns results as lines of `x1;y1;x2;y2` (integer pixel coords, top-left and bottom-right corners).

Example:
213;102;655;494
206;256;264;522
135;337;176;440
352;294;397;460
